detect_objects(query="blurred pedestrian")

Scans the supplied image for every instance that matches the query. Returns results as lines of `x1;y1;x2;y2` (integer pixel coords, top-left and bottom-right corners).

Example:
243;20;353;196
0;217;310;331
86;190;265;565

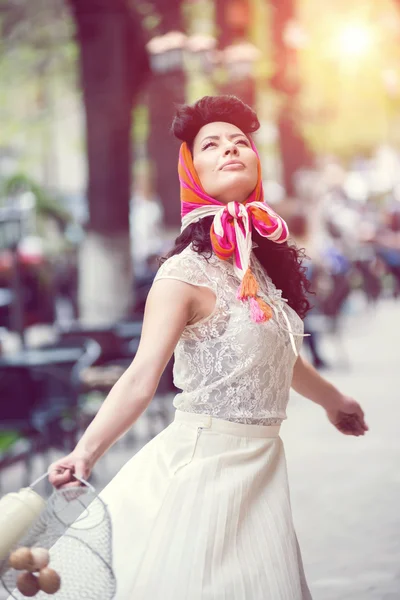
288;212;329;369
375;205;400;296
130;168;164;278
53;248;78;324
49;96;368;600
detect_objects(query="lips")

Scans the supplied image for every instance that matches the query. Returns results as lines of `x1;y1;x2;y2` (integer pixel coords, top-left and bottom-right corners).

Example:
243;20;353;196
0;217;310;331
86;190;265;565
220;160;245;170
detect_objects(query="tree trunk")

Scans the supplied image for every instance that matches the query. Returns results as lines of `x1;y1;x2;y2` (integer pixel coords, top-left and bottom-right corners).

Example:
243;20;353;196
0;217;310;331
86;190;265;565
78;230;133;325
269;0;312;196
214;0;256;108
68;0;149;324
146;0;185;231
147;72;185;229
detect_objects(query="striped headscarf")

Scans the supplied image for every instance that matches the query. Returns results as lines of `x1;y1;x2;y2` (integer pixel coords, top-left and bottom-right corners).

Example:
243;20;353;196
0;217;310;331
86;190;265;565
178;140;289;324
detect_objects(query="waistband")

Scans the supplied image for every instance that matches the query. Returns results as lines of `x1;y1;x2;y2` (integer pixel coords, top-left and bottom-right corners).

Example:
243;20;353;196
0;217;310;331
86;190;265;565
174;410;280;439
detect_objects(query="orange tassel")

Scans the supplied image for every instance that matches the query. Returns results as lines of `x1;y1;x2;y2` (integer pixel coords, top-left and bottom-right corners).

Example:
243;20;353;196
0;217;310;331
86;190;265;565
255;296;273;321
238;268;258;299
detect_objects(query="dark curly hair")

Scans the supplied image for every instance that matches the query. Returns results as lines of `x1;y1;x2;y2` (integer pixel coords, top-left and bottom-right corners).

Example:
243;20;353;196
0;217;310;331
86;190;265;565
164;95;312;319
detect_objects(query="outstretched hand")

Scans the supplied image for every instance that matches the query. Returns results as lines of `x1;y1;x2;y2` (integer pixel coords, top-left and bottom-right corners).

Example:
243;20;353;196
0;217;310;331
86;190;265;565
326;395;368;437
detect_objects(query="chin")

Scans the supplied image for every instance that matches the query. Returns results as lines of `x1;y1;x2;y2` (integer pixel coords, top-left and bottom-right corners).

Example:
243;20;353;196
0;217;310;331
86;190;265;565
217;180;255;205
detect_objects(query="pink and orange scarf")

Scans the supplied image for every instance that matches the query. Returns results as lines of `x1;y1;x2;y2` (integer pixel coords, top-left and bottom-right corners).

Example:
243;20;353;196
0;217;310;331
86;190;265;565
178;141;289;324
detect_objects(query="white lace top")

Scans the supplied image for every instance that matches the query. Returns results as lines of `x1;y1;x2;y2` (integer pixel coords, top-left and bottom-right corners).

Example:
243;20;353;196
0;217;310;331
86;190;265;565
154;245;304;425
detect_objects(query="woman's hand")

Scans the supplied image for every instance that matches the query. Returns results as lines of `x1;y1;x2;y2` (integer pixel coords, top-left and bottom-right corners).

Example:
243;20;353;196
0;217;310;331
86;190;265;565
325;395;369;436
291;357;369;437
48;451;94;489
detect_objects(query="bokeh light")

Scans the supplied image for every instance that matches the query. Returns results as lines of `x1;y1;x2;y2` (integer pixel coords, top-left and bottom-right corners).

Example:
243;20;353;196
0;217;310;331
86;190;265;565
335;22;374;58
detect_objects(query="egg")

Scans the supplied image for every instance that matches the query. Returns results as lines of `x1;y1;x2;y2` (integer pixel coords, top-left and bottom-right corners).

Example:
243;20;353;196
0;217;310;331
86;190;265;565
38;567;61;594
30;547;50;571
9;547;34;571
16;571;40;597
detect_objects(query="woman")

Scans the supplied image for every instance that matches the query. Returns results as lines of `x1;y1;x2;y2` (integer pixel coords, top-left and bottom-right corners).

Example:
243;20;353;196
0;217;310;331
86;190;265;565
49;96;368;600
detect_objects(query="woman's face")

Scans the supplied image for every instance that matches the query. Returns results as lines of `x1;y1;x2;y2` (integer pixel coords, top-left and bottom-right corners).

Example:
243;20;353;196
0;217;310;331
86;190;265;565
192;121;258;205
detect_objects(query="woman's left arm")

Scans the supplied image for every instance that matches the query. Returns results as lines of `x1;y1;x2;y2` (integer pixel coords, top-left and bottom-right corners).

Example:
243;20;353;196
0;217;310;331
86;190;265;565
291;355;368;436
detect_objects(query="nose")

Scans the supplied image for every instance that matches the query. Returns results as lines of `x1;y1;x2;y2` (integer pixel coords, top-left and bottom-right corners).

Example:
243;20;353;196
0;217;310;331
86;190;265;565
223;142;239;157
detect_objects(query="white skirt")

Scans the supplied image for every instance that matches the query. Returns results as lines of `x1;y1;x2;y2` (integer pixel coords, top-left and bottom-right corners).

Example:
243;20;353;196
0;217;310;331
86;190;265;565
101;411;312;600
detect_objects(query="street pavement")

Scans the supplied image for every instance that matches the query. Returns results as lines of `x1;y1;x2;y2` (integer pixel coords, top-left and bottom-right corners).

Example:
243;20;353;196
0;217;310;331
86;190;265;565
283;298;400;600
0;297;399;599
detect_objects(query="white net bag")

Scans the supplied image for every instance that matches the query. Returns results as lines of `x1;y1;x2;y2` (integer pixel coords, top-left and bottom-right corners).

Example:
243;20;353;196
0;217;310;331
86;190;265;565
0;473;116;599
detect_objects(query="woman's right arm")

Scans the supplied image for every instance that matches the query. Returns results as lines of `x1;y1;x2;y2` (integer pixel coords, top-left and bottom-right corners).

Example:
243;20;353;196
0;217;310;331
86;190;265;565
49;278;196;487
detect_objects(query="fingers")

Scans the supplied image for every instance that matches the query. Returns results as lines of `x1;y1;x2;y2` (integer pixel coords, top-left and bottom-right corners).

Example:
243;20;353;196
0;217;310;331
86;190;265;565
353;413;368;434
75;458;90;481
62;479;85;489
48;457;91;490
336;424;359;436
329;399;368;437
350;401;369;432
355;406;369;430
48;467;74;488
357;406;365;418
336;414;367;436
63;487;87;502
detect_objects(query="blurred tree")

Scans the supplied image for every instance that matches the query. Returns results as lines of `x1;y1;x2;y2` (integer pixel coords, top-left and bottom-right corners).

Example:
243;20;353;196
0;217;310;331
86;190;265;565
215;0;257;107
2;173;71;227
4;0;400;327
142;0;182;33
139;0;185;229
67;0;150;324
204;0;312;196
269;0;313;196
0;0;77;184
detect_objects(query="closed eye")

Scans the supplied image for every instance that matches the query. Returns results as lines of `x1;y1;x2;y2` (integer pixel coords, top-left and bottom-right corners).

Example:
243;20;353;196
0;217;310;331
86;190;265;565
202;141;217;150
236;138;250;146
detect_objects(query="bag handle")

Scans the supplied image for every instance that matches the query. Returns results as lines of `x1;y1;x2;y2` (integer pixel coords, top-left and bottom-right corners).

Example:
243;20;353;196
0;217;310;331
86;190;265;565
29;472;95;492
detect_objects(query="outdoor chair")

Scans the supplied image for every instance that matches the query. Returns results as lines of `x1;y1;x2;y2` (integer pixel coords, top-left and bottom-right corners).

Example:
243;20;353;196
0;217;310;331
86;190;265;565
0;338;101;490
58;322;175;443
33;337;102;444
0;366;44;490
58;323;140;365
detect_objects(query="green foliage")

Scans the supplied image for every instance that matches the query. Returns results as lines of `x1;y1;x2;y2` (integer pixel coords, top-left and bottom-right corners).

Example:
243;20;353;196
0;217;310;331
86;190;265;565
0;431;20;453
249;0;275;81
136;1;162;34
0;0;78;170
1;172;71;225
132;103;149;145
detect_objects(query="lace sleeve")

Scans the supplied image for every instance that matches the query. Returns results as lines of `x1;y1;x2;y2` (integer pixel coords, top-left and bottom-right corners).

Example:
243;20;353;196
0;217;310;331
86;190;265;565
154;250;217;293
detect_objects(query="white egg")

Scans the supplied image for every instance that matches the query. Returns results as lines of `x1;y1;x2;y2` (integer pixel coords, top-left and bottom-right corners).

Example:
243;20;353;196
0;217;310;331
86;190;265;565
31;547;50;571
